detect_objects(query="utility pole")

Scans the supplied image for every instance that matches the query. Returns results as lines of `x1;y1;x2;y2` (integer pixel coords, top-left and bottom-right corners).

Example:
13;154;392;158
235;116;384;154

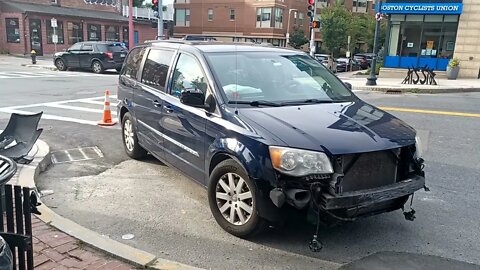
307;0;317;56
128;0;134;49
157;0;164;40
366;0;383;86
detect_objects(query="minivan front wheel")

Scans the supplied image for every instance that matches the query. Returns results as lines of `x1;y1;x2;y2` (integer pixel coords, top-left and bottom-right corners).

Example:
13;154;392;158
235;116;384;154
208;159;267;238
121;112;147;159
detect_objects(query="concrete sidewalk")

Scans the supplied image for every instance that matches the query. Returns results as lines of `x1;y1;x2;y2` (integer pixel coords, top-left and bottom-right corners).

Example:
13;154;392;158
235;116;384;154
340;73;480;93
0;54;56;70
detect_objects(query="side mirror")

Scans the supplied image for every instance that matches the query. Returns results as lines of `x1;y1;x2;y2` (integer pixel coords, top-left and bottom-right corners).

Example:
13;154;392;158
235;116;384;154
180;90;207;108
343;82;352;90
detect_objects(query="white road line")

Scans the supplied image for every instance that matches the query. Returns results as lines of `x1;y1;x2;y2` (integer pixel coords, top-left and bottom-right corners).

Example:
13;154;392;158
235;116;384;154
0;95;117;110
78;148;89;159
93;146;104;158
0;108;99;125
77;100;105;105
47;103;117;115
64;150;73;162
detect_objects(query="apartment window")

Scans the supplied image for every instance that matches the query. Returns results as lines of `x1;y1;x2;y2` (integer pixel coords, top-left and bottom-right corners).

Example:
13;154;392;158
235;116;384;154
317;0;328;8
106;25;120;41
230;9;235;21
175;9;190;27
353;0;367;13
299;12;304;27
67;22;83;44
87;24;101;41
175;0;190;3
256;8;272;28
47;20;64;44
208;8;214;21
5;18;20;43
275;8;283;29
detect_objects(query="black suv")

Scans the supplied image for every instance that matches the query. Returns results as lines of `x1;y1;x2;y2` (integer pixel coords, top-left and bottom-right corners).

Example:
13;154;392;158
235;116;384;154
117;40;425;238
54;42;128;73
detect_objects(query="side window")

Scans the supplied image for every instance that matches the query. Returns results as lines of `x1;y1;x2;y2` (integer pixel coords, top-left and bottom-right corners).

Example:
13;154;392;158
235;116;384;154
81;44;93;51
69;43;82;51
141;49;174;92
171;54;208;99
122;47;145;80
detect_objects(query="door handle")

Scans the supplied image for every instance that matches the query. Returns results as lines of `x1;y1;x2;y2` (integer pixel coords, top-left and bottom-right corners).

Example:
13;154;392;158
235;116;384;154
163;104;174;113
152;100;161;107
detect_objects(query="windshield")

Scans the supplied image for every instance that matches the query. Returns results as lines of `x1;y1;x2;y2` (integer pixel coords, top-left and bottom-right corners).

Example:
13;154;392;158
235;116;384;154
206;52;353;105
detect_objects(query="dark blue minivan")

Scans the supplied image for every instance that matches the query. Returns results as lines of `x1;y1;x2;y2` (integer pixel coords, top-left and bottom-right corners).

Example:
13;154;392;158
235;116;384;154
117;41;425;238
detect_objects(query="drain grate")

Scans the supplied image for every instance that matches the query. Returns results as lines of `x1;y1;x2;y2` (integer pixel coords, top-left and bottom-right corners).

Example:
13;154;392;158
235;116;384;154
51;146;104;164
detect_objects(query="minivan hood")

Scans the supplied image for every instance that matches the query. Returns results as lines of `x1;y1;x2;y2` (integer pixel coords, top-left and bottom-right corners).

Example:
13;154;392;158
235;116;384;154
236;100;416;155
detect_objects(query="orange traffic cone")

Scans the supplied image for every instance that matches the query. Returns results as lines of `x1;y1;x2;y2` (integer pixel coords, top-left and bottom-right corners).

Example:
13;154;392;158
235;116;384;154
98;90;117;126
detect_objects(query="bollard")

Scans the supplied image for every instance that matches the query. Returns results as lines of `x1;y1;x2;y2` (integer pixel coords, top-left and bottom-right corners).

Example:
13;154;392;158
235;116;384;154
30;50;37;64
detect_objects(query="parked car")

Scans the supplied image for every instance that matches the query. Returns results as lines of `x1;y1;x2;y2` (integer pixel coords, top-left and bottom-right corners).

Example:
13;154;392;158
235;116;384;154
54;41;128;73
118;41;425;238
353;54;370;69
355;53;375;65
314;54;337;72
336;58;362;72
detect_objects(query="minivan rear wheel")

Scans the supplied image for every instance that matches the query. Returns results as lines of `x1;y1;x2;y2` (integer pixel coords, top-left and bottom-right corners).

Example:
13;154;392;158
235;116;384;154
208;159;267;238
122;112;147;159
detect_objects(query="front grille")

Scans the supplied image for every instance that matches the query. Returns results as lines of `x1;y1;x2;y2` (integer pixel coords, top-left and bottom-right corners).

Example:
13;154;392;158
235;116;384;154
340;149;400;192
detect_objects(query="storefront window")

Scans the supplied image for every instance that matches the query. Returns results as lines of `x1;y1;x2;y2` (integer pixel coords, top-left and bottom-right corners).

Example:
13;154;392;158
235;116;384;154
88;24;102;41
5;18;20;43
106;25;119;41
47;21;64;44
67;22;83;44
123;27;129;42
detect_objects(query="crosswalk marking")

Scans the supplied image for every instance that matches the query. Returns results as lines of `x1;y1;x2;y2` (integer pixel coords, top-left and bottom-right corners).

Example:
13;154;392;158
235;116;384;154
0;70;106;79
0;95;119;126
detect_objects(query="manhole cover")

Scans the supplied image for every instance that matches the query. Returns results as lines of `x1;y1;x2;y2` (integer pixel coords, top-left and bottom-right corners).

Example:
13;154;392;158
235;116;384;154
51;146;104;164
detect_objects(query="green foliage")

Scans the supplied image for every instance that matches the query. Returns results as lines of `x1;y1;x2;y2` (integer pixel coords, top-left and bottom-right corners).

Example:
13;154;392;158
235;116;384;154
320;5;352;57
289;28;309;49
448;58;460;68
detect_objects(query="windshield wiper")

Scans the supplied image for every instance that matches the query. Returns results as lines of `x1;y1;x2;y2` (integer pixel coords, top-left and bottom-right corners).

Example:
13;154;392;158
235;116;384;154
228;100;282;107
281;99;351;105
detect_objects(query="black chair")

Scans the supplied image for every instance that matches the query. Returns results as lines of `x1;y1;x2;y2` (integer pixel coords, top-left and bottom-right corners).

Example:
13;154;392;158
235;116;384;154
0;112;43;163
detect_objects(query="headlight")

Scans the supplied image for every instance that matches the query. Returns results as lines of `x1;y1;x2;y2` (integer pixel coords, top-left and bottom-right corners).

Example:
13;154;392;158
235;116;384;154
269;146;333;177
415;135;423;159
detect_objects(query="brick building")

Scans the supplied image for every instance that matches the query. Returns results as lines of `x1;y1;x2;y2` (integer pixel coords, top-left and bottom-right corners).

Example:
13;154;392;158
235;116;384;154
173;0;375;49
0;0;161;56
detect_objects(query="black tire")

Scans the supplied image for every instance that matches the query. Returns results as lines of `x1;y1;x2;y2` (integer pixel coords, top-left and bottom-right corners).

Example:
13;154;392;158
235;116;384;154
121;112;147;159
116;67;122;73
208;159;267;238
91;60;104;74
55;58;67;71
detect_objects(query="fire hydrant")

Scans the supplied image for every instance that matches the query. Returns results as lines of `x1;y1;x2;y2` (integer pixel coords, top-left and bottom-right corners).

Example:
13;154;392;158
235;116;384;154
30;50;37;64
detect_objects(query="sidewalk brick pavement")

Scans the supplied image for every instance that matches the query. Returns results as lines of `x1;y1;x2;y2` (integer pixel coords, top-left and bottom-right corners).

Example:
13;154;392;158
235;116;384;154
32;215;136;269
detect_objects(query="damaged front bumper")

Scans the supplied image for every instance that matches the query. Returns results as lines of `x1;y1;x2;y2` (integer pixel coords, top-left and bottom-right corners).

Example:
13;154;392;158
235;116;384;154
320;175;425;211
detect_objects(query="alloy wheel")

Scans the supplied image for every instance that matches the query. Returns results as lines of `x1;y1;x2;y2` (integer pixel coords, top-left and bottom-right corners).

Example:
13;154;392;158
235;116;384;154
215;173;253;225
56;60;65;70
123;119;135;152
92;62;102;73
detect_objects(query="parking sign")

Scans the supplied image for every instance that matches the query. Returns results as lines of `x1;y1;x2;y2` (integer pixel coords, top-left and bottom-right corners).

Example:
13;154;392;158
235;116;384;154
51;18;57;28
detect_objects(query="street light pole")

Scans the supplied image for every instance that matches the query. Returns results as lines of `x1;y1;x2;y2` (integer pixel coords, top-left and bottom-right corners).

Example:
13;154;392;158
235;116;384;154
366;0;382;86
286;9;298;47
157;0;164;40
128;0;134;49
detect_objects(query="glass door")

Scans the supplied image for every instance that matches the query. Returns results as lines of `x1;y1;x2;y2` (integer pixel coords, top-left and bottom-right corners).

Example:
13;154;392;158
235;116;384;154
30;19;43;56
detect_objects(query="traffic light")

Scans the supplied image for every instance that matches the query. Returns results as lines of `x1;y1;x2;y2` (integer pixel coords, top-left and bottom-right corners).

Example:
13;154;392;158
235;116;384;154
152;0;159;12
307;0;315;21
312;21;320;28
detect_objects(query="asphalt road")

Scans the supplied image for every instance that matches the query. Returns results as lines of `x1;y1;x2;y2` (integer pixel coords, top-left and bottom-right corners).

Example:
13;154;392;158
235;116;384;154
1;60;479;269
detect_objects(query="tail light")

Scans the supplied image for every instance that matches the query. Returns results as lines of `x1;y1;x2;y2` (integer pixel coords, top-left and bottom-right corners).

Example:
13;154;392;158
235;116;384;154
105;52;113;59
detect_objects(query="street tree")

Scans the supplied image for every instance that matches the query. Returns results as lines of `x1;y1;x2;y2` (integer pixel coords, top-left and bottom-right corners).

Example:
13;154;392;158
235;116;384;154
320;4;352;56
289;28;309;49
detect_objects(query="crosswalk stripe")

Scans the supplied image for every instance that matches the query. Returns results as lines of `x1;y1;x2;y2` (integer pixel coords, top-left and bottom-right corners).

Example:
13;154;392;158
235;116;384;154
78;100;106;105
47;103;117;115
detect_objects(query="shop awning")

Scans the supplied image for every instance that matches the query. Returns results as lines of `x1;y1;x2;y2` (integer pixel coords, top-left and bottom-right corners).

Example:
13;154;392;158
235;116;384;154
0;1;128;22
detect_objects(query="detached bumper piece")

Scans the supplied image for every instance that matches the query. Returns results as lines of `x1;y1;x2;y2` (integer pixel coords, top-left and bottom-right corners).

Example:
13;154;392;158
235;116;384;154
321;175;425;211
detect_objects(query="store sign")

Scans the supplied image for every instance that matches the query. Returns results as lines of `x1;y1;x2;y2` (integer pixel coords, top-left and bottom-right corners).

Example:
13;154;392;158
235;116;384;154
379;3;463;14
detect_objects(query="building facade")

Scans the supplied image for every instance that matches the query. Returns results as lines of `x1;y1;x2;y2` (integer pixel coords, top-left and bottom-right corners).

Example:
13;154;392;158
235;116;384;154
382;0;480;78
0;0;164;56
173;0;375;48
